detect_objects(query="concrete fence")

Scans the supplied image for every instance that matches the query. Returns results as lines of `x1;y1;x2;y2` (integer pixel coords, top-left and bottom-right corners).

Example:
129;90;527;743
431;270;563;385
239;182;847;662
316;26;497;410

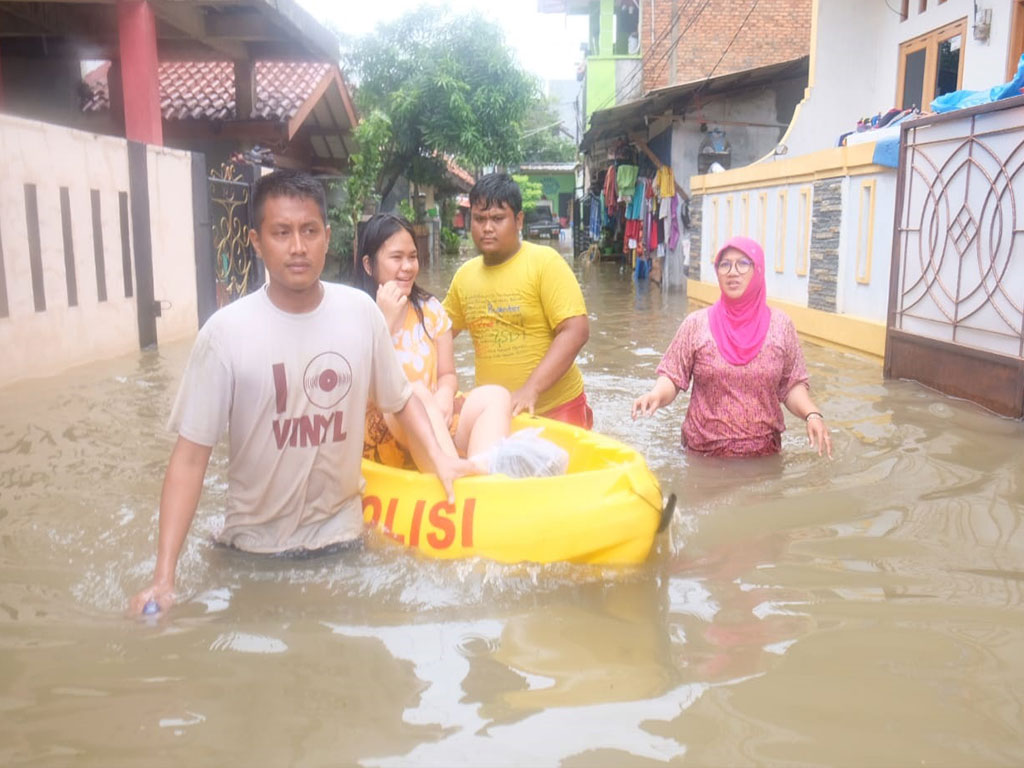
0;114;200;386
687;143;895;357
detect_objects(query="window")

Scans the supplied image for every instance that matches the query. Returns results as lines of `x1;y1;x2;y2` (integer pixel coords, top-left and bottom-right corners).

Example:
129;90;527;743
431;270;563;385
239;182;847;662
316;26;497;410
612;1;640;56
897;19;967;110
1012;1;1024;81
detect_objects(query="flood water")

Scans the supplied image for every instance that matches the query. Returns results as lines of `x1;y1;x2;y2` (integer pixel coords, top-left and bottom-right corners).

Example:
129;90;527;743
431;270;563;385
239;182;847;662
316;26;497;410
2;241;1024;767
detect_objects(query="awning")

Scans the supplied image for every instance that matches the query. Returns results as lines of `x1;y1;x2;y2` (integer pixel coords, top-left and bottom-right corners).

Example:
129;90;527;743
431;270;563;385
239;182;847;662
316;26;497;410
581;55;809;152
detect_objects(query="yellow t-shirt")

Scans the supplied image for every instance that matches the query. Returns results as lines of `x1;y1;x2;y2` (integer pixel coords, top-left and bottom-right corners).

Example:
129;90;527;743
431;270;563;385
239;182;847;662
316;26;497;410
655;166;675;198
443;241;587;413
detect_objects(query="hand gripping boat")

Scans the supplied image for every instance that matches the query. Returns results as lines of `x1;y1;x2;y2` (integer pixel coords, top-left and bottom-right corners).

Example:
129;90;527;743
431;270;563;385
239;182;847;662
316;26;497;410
361;414;675;565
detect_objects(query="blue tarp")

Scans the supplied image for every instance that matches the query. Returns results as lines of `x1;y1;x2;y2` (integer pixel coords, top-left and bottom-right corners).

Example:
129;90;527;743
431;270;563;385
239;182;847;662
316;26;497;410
872;137;900;168
931;53;1024;113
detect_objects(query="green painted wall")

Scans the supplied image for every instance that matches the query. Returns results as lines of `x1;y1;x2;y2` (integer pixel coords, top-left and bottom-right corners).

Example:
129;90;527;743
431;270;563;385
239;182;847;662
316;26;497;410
524;172;575;200
585;57;616;125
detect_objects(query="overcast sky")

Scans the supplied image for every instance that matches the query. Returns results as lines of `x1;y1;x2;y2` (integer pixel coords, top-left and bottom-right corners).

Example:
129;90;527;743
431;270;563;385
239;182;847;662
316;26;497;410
298;0;589;86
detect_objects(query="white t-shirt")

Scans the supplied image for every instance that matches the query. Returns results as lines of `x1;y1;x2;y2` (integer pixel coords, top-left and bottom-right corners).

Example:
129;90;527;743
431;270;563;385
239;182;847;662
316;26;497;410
168;282;412;553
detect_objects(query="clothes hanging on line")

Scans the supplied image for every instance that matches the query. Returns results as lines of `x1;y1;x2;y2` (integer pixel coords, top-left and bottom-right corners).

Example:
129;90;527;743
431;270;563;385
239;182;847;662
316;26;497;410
603;165;617;214
616;164;639;200
654;166;675;199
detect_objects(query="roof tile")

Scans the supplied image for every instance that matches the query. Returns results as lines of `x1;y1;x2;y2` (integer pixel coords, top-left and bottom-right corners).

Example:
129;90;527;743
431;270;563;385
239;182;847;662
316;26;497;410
83;60;331;122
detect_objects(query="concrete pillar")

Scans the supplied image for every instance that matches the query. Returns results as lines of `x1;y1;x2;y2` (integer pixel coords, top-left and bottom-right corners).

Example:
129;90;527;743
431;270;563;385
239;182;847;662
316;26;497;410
0;43;5;110
116;0;163;145
234;59;255;120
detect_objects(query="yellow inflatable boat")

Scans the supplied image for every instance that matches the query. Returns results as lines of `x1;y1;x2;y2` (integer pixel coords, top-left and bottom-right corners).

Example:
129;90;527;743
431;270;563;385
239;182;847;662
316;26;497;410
361;414;673;565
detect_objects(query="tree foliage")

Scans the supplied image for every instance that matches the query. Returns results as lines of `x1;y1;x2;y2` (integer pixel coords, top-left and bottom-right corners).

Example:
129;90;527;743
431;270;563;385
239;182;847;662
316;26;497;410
345;9;539;205
512;174;544;213
520;97;578;163
342;109;392;226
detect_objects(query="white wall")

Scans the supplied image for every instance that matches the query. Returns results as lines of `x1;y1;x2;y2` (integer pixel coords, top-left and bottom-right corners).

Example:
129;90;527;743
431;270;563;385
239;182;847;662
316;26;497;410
667;78;805;192
836;171;896;321
147;146;199;345
698;169;897;324
785;0;1018;157
0;114;199;386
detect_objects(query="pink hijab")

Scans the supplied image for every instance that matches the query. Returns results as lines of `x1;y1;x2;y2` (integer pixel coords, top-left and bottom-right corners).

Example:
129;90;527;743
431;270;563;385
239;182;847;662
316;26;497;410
707;235;771;365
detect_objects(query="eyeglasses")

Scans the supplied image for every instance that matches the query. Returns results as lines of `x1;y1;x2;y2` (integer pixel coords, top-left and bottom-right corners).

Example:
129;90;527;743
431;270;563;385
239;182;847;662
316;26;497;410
716;258;754;275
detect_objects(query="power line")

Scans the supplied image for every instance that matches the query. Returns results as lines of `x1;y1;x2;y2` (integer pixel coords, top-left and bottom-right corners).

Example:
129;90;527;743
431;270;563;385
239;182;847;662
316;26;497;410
697;0;760;91
641;0;715;97
589;0;710;116
597;0;704;112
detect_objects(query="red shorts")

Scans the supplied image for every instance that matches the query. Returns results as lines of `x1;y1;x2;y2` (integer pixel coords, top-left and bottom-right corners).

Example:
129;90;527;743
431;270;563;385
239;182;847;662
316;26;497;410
540;391;594;430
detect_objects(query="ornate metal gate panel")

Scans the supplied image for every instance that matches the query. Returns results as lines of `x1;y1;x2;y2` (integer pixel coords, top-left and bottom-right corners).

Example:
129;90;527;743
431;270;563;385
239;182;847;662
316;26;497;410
208;162;263;306
885;95;1024;417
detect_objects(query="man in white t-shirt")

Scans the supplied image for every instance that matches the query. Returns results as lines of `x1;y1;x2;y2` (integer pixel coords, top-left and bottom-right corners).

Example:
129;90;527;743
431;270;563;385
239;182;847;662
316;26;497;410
130;170;477;614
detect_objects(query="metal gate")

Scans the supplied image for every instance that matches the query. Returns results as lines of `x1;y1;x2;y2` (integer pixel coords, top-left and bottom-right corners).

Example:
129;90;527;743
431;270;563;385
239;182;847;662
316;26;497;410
885;94;1024;417
208;162;263;308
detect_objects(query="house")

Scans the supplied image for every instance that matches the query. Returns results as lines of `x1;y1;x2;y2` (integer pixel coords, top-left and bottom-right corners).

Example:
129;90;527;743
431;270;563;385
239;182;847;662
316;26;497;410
538;0;811;127
684;0;1024;415
79;59;357;173
0;0;340;147
515;161;579;226
539;0;812;287
0;0;349;386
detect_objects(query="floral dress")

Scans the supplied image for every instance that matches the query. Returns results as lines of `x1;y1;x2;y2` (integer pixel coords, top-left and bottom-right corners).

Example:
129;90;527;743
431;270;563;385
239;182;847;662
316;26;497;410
363;297;463;466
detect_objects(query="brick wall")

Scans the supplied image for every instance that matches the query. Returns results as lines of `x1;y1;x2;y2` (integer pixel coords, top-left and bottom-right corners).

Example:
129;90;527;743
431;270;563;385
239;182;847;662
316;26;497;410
640;0;812;93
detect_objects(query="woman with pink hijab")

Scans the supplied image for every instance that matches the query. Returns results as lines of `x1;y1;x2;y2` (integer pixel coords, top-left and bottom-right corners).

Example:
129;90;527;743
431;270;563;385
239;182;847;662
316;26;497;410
632;235;832;458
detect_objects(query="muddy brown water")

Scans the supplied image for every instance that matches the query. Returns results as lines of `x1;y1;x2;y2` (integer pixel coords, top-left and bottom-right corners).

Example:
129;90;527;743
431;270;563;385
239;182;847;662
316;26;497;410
2;243;1023;767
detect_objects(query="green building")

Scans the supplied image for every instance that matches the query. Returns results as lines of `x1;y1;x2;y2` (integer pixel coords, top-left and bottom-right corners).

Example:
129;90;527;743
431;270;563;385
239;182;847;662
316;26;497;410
516;162;579;224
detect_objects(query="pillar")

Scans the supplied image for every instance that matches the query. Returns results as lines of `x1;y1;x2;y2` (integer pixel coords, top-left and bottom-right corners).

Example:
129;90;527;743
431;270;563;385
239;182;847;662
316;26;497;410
234;59;255;120
116;0;163;145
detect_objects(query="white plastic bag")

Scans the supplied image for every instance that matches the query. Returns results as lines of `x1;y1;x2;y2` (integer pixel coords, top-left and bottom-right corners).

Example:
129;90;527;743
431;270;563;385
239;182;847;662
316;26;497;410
479;428;569;479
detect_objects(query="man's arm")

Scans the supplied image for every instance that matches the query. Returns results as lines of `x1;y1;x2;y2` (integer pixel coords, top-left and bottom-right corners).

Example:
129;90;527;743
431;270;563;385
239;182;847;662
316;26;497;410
511;314;590;416
391;395;478;500
130;436;212;614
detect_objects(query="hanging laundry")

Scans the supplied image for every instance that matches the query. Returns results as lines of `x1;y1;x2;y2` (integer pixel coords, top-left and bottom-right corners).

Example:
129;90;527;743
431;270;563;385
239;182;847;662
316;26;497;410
589;194;602;241
603;165;617;214
655;166;675;199
626;180;645;220
616;164;639;201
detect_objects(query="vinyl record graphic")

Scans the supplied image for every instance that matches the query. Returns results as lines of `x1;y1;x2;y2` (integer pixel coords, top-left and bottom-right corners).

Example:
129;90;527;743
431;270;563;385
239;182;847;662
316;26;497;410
302;352;352;409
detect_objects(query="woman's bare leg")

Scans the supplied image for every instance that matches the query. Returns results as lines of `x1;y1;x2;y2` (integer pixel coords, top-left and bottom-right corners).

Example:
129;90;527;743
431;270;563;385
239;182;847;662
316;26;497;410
384;382;459;472
454;385;512;468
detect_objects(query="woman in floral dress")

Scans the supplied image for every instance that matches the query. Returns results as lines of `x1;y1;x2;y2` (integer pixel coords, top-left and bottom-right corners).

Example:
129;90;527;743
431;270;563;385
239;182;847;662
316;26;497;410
632;235;832;458
358;214;511;471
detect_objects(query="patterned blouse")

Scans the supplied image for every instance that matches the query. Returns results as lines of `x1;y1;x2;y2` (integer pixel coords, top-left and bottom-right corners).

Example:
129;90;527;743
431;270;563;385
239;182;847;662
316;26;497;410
656;307;809;456
392;296;451;391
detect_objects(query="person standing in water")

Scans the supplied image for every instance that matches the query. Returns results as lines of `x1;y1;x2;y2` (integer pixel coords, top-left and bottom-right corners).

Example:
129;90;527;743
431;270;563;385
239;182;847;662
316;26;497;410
131;170;477;615
357;213;512;470
443;173;593;428
632;235;832;458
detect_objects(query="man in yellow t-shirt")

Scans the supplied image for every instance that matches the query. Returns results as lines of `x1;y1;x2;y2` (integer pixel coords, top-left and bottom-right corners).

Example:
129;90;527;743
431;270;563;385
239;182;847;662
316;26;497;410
443;173;593;428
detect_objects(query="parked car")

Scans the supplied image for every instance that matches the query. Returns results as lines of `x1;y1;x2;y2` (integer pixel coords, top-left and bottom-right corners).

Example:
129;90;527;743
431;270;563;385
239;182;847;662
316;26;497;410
524;202;561;240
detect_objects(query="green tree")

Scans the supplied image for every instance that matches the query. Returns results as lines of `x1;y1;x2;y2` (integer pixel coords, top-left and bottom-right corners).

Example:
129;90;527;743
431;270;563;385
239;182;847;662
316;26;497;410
512;174;544;213
520;97;578;163
345;9;538;205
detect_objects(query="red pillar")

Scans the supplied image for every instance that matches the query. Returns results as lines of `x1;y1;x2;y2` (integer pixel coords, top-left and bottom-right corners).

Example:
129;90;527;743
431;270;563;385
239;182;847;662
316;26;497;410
116;0;163;145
